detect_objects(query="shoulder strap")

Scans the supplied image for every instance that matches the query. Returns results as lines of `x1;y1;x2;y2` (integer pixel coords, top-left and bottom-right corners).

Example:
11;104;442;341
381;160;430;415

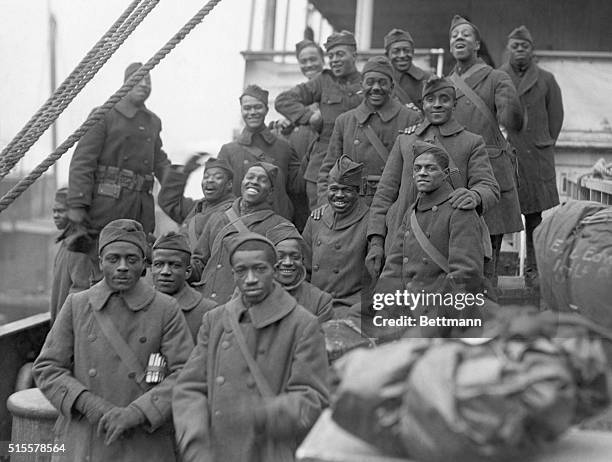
394;83;413;105
225;208;250;234
409;209;450;274
363;124;389;163
226;308;274;398
91;308;148;391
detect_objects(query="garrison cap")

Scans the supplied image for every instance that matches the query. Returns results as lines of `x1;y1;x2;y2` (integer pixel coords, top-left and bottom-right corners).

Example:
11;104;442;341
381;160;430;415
248;161;279;184
124;62;145;82
99;219;147;256
240;84;269;107
362;56;395;80
204;157;234;180
329;154;364;187
324;30;357;51
412;140;450;169
265;222;303;246
295;39;324;58
508;25;533;44
384;28;414;50
152;231;191;255
422;75;456;98
227;232;277;265
449;15;480;41
54;187;68;205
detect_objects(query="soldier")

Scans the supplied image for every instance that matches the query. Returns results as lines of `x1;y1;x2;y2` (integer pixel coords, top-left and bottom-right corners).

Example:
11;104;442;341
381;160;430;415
33;219;193;462
50;187;96;325
499;26;564;286
173;233;329;462
151;232;216;341
448;15;524;289
218;85;300;221
191;162;298;304
366;75;499;278
384;28;432;110
66;62;170;236
296;39;325;80
317;56;421;207
266;222;333;323
303;155;369;315
158;157;235;249
275;31;362;210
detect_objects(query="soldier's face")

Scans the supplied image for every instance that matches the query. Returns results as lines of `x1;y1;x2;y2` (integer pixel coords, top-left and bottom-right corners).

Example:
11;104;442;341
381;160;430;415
327;45;357;78
52;200;69;230
387;40;414;73
413;153;448;193
450;24;480;61
201;167;232;203
232;249;276;305
298;46;324;80
241;166;272;206
508;38;533;66
151;249;190;295
275;239;304;286
327;181;359;216
422;88;456;125
362;71;393;109
100;241;145;292
240;95;268;130
126;74;151;106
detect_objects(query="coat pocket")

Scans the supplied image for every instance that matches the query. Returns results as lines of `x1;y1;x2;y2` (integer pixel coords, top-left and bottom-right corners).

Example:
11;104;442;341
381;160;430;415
486;146;517;192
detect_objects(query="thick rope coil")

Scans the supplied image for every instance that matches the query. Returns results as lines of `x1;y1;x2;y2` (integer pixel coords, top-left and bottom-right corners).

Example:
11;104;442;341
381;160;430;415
0;0;223;213
0;0;160;179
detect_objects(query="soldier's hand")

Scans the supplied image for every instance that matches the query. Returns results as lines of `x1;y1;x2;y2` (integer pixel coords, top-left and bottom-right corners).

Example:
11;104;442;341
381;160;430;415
308;109;323;132
184;152;207;177
67;207;88;224
365;236;385;279
310;205;326;221
98;405;145;446
448;188;480;210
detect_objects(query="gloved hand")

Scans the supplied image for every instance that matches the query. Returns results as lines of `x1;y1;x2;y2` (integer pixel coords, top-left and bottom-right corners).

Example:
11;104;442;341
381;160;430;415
308;109;323;132
97;404;146;446
67;207;89;224
365;236;385;279
183;152;207;177
448;188;480;210
74;391;114;426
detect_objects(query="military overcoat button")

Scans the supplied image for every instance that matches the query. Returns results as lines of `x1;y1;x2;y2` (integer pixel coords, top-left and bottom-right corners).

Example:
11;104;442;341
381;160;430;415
88;334;96;342
88;368;97;377
139;336;147;343
216;376;225;385
128;372;136;379
432;205;438;212
221;341;230;349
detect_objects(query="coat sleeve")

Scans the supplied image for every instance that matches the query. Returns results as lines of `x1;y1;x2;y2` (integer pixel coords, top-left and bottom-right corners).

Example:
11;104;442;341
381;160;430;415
190;215;215;283
316;292;334;323
132;301;194;431
258;317;329;441
316;118;344;205
153;124;171;184
157;166;196;224
302;217;313;273
287;143;305;196
32;295;89;416
494;71;523;132
448;209;484;289
546;74;564;142
367;136;404;239
275;78;323;126
172;311;213;462
67;253;94;294
466;135;500;214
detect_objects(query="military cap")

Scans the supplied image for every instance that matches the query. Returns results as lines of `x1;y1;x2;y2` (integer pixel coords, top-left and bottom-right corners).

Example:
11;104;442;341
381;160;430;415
508;25;533;44
240;84;269;106
227;232;277;265
295;39;324;58
99;219;147;255
422;74;456;98
265;222;303;246
362;56;395;80
204;157;234;180
124;62;144;82
248;161;279;184
54;187;68;205
324;30;357;51
329;155;364;187
449;15;480;41
384;28;414;50
412;140;450;169
152;231;191;255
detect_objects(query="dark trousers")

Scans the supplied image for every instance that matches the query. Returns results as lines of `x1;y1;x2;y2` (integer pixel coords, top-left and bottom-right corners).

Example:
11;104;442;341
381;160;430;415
306;180;319;211
524;212;542;273
484;234;504;288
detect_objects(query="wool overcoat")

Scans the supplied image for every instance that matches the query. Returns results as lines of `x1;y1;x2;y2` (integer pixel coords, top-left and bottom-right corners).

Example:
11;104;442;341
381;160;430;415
33;279;194;462
499;61;564;213
173;283;217;341
391;64;432;110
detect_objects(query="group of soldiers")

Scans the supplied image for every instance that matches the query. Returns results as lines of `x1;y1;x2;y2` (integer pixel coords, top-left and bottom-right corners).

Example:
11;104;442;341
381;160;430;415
34;14;564;462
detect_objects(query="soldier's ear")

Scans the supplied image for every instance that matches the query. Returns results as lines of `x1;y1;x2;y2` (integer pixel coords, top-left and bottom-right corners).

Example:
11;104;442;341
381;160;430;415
185;264;192;280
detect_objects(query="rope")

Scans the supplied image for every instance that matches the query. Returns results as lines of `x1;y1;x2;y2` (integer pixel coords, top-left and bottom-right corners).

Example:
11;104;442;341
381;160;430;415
0;0;223;213
0;0;160;179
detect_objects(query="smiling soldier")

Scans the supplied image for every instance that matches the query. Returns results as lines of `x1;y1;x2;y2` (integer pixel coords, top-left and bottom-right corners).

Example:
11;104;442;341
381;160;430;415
173;233;328;462
317;56;421;207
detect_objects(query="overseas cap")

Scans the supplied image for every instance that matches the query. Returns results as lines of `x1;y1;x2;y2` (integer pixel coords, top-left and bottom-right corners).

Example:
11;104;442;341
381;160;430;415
54;187;68;205
204;157;234;180
412;140;450;169
227;232;277;265
422;75;456;98
362;56;395;80
449;15;481;41
99;219;147;256
508;25;533;44
265;222;303;246
329;154;364;187
384;28;414;50
240;84;269;106
248;161;279;184
152;231;191;255
124;62;144;82
295;39;324;58
324;30;357;51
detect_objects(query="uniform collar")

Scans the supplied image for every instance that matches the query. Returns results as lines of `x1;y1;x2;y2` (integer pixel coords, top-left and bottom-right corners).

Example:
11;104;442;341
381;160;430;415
237;126;276;146
403;62;427;80
415;182;454;211
173;283;204;312
114;98;150;119
322;198;369;230
337;69;362;85
503;61;539;96
280;265;307;293
89;279;156;312
451;58;491;86
416;118;465;137
354;97;403;124
230;282;297;329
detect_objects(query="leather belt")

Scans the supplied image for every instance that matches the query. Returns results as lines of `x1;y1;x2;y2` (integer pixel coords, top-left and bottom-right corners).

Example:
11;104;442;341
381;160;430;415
95;166;153;193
